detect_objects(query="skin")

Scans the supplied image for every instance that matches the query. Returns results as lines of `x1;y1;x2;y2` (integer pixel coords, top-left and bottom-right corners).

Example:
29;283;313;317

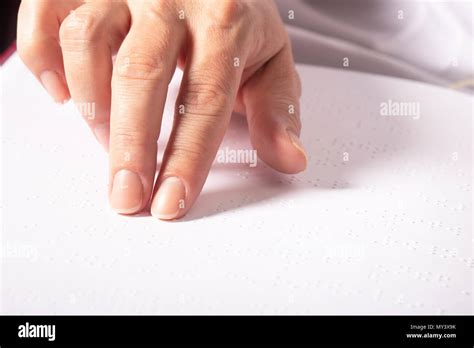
17;0;307;220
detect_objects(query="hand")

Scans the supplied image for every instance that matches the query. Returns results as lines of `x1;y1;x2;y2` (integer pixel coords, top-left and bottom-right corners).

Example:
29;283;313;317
17;0;307;220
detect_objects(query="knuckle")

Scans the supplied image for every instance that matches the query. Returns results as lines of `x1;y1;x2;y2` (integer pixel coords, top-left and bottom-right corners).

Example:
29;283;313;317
59;10;101;49
199;1;251;43
112;124;154;151
204;0;249;28
285;102;301;130
147;0;174;20
115;53;168;82
168;144;206;166
272;69;301;102
289;114;302;133
16;39;39;66
272;94;301;131
169;123;217;165
180;72;232;117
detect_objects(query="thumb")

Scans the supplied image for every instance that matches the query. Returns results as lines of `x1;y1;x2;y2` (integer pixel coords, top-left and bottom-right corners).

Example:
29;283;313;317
242;43;307;174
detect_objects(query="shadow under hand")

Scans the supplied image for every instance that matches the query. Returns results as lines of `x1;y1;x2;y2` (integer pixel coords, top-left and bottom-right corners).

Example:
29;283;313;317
180;113;326;221
158;67;417;221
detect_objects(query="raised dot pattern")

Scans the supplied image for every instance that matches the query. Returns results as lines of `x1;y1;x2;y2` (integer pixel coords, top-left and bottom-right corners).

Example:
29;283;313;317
1;55;472;314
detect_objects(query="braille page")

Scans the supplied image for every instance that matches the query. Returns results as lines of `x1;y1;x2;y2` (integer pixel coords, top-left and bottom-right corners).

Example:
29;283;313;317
1;53;472;314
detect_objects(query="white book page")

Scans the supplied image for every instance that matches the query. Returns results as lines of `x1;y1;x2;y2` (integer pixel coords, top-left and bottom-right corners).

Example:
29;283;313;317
1;54;472;314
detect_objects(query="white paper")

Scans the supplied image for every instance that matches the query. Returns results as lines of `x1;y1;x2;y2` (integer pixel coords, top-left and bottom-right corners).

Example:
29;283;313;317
1;54;472;314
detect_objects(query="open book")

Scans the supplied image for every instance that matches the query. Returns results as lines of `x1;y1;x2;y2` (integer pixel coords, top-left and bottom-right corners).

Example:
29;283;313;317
1;54;472;314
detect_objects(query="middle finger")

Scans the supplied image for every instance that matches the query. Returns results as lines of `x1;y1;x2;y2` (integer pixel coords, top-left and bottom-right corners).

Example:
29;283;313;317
108;2;185;214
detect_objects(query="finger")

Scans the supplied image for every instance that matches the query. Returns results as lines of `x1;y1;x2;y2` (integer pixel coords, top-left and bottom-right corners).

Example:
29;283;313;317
242;43;307;174
59;1;130;150
150;37;244;220
17;0;80;103
108;6;184;214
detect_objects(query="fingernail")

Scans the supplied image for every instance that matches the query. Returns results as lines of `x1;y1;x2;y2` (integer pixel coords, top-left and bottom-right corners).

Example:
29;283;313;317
287;128;308;168
94;123;110;151
151;177;186;220
39;70;69;103
110;169;143;214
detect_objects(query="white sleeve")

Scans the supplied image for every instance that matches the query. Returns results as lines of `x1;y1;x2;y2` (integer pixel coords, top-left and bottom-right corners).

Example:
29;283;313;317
275;0;473;89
